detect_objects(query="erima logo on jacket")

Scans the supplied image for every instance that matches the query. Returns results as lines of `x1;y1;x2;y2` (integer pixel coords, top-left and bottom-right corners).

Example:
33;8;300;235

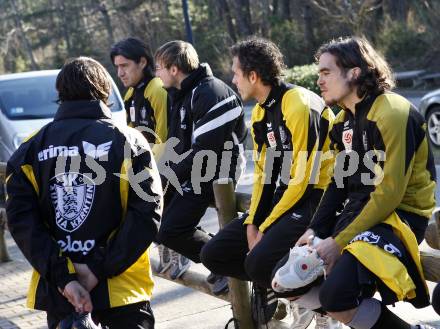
38;141;112;161
38;145;79;161
82;141;112;159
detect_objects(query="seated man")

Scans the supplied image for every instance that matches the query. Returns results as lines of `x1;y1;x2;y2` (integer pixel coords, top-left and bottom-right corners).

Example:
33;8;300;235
200;38;337;327
154;40;246;290
291;36;436;329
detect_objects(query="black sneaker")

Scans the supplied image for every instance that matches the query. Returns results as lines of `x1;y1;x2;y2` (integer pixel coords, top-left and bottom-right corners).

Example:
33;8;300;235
250;284;278;325
169;252;191;280
212;275;229;295
207;272;217;284
57;313;101;329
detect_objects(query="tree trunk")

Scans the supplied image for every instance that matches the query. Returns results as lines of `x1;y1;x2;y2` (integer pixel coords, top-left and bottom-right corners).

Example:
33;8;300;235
384;0;408;22
217;0;237;42
303;3;315;53
182;0;194;44
97;1;115;47
9;0;39;70
56;0;72;55
260;0;271;36
281;0;291;20
230;0;253;36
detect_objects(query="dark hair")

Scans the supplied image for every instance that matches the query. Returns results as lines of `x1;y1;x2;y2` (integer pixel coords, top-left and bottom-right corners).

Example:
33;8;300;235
110;37;155;79
230;37;286;87
155;40;199;74
56;57;112;103
315;36;395;97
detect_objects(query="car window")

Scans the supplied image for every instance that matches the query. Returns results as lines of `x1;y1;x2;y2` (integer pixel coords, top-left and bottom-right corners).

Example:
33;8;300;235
0;75;122;120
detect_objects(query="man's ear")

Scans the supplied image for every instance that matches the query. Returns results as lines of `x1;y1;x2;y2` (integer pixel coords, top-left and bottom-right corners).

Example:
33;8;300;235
350;67;361;81
170;65;179;76
139;57;147;69
248;70;258;84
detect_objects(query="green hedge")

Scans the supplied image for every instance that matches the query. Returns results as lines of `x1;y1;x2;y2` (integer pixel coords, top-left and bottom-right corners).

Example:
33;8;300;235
284;64;341;114
284;64;320;94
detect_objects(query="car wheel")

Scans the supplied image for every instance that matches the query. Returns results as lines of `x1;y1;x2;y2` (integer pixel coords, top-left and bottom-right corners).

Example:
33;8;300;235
427;106;440;146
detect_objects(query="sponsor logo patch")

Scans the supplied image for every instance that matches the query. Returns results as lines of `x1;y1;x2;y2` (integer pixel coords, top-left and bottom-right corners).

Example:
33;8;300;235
38;145;79;161
342;129;353;153
291;212;302;220
57;235;95;255
82;141;112;159
130;101;136;122
266;99;276;108
267;131;276;148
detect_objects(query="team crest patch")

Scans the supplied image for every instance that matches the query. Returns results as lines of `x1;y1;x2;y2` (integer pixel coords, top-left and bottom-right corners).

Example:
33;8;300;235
342;129;353;152
50;172;95;232
267;131;276;148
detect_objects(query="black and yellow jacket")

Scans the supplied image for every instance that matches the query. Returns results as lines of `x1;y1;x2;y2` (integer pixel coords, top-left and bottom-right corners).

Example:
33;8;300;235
244;82;334;232
124;76;168;156
309;92;436;307
6;100;162;314
310;92;436;246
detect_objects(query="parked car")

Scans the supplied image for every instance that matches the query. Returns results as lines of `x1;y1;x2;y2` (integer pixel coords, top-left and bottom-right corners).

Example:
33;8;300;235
0;70;126;162
419;88;440;147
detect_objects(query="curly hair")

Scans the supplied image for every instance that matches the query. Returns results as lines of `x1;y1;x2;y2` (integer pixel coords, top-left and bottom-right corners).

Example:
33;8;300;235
56;57;111;104
230;37;286;87
315;36;395;97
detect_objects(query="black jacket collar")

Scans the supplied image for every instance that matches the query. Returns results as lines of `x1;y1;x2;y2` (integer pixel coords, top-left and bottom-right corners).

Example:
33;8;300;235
135;75;154;90
354;91;381;116
260;81;291;111
54;100;112;121
179;63;213;95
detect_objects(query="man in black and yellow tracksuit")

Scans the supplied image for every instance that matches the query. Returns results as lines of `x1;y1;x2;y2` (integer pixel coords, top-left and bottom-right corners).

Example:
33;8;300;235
200;38;334;324
6;58;162;329
294;37;436;329
111;37;168;155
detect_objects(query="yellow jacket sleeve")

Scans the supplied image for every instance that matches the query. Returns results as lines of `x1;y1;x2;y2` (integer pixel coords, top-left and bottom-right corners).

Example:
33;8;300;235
259;88;315;232
244;104;268;225
144;78;168;160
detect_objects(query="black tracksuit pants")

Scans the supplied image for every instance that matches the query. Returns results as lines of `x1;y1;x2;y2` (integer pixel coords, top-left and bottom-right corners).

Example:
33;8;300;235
200;189;323;289
317;209;428;312
156;187;214;263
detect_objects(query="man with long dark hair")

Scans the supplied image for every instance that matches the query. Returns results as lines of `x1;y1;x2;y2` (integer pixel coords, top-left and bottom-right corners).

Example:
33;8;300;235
292;36;436;329
6;57;162;329
111;37;168;151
